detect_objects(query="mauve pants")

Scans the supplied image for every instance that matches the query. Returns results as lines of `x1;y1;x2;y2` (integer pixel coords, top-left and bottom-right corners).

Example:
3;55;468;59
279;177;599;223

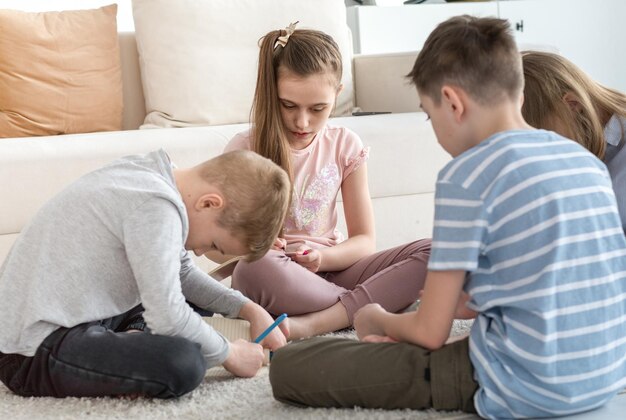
232;239;431;322
0;305;206;399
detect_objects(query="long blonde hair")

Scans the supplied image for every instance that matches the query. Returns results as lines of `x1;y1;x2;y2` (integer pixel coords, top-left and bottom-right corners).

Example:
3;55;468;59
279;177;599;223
251;28;342;181
522;51;626;159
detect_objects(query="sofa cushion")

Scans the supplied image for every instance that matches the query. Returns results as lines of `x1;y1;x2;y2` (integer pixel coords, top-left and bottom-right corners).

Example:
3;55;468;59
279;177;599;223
0;4;123;138
132;0;355;129
0;112;446;264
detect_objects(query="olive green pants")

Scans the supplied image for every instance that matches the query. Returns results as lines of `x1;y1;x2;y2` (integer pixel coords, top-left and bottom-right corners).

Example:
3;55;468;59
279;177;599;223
269;336;477;413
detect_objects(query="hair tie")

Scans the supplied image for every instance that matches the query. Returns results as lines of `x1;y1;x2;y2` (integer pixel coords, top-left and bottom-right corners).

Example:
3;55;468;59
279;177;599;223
274;21;299;50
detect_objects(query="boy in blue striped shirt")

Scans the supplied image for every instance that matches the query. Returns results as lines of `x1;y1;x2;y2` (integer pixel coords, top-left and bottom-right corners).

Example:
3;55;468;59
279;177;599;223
269;15;626;418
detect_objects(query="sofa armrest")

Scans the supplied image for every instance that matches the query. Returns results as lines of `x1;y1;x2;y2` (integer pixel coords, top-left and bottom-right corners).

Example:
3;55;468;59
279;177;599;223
119;32;146;130
352;51;420;114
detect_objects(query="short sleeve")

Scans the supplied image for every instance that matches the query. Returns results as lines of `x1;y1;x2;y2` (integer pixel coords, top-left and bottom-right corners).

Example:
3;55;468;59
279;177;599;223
224;130;252;153
339;128;369;179
428;180;488;272
344;147;370;179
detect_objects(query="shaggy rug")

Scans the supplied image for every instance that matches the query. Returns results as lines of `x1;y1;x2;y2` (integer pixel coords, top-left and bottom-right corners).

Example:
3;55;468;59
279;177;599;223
0;321;477;420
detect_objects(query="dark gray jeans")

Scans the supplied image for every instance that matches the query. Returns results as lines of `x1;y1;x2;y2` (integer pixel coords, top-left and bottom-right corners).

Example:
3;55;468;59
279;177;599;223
0;305;207;398
270;336;477;412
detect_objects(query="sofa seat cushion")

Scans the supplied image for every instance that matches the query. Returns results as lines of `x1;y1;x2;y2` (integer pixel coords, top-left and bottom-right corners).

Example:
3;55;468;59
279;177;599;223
336;112;449;248
0;5;123;137
334;112;450;199
0;112;447;260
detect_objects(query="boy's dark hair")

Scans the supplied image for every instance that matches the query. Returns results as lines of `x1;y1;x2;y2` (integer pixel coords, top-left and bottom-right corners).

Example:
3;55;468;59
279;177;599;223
407;15;523;105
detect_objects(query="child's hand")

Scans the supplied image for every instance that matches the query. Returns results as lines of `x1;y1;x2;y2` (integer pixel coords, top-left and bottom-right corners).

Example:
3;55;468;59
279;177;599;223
239;302;288;351
222;339;264;377
354;303;388;340
272;237;287;251
290;246;320;272
252;319;288;351
454;292;478;320
417;289;476;320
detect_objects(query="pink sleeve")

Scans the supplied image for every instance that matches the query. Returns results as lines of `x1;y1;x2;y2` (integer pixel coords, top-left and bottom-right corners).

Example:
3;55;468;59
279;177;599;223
341;129;370;179
224;130;252;153
344;146;370;179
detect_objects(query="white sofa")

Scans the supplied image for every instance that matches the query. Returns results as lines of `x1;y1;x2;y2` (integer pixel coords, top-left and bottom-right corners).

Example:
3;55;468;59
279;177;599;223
0;18;450;272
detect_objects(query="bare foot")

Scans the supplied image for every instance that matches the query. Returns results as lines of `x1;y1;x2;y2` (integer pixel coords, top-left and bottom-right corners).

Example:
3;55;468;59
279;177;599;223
286;314;316;340
278;317;291;340
285;302;351;340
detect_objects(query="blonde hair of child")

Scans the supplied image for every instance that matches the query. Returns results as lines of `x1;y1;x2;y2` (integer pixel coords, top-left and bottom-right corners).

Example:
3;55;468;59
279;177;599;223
196;150;290;261
407;15;523;106
251;28;343;181
521;50;626;159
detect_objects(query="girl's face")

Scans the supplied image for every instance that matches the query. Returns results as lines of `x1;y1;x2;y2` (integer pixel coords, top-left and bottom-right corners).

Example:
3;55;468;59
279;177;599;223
277;70;341;149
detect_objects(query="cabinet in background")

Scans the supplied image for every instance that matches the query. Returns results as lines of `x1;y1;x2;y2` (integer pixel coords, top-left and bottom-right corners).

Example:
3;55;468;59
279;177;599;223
500;0;625;92
347;0;626;91
346;2;499;54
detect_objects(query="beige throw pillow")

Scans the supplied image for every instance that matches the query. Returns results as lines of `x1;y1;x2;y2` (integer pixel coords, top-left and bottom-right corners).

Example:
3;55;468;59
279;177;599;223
0;5;123;138
132;0;355;128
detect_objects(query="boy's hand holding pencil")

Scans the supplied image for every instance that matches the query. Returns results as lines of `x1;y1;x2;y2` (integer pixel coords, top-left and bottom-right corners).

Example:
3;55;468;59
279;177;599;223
215;303;289;378
222;339;265;377
238;302;288;351
253;313;288;344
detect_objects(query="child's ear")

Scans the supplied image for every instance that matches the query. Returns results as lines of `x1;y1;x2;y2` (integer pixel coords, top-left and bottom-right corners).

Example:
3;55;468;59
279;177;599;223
196;193;224;211
563;92;583;113
335;83;344;96
441;85;465;122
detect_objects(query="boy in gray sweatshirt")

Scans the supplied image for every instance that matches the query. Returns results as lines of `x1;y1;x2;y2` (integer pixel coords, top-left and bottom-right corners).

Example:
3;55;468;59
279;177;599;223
0;149;290;398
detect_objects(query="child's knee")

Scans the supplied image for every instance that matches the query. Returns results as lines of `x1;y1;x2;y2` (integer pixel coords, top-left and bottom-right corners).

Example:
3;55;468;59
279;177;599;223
412;238;432;255
231;255;276;292
269;339;330;391
231;260;256;293
160;339;206;398
268;344;304;404
407;238;432;265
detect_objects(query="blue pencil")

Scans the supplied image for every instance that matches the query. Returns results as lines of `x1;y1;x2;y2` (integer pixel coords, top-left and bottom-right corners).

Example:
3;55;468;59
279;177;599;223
253;313;288;343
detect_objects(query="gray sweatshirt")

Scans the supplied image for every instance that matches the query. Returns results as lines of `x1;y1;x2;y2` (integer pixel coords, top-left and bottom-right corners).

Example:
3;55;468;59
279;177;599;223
0;150;249;367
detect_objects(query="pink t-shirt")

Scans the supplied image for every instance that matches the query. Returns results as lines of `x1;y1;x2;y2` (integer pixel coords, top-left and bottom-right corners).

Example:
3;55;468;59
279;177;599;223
225;124;369;250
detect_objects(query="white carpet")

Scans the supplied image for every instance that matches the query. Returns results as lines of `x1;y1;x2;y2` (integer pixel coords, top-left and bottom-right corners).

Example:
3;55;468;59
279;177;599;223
0;321;477;420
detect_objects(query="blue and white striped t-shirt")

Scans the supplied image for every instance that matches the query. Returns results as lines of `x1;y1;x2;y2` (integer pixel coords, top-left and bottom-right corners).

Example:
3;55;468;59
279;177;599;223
429;129;626;419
